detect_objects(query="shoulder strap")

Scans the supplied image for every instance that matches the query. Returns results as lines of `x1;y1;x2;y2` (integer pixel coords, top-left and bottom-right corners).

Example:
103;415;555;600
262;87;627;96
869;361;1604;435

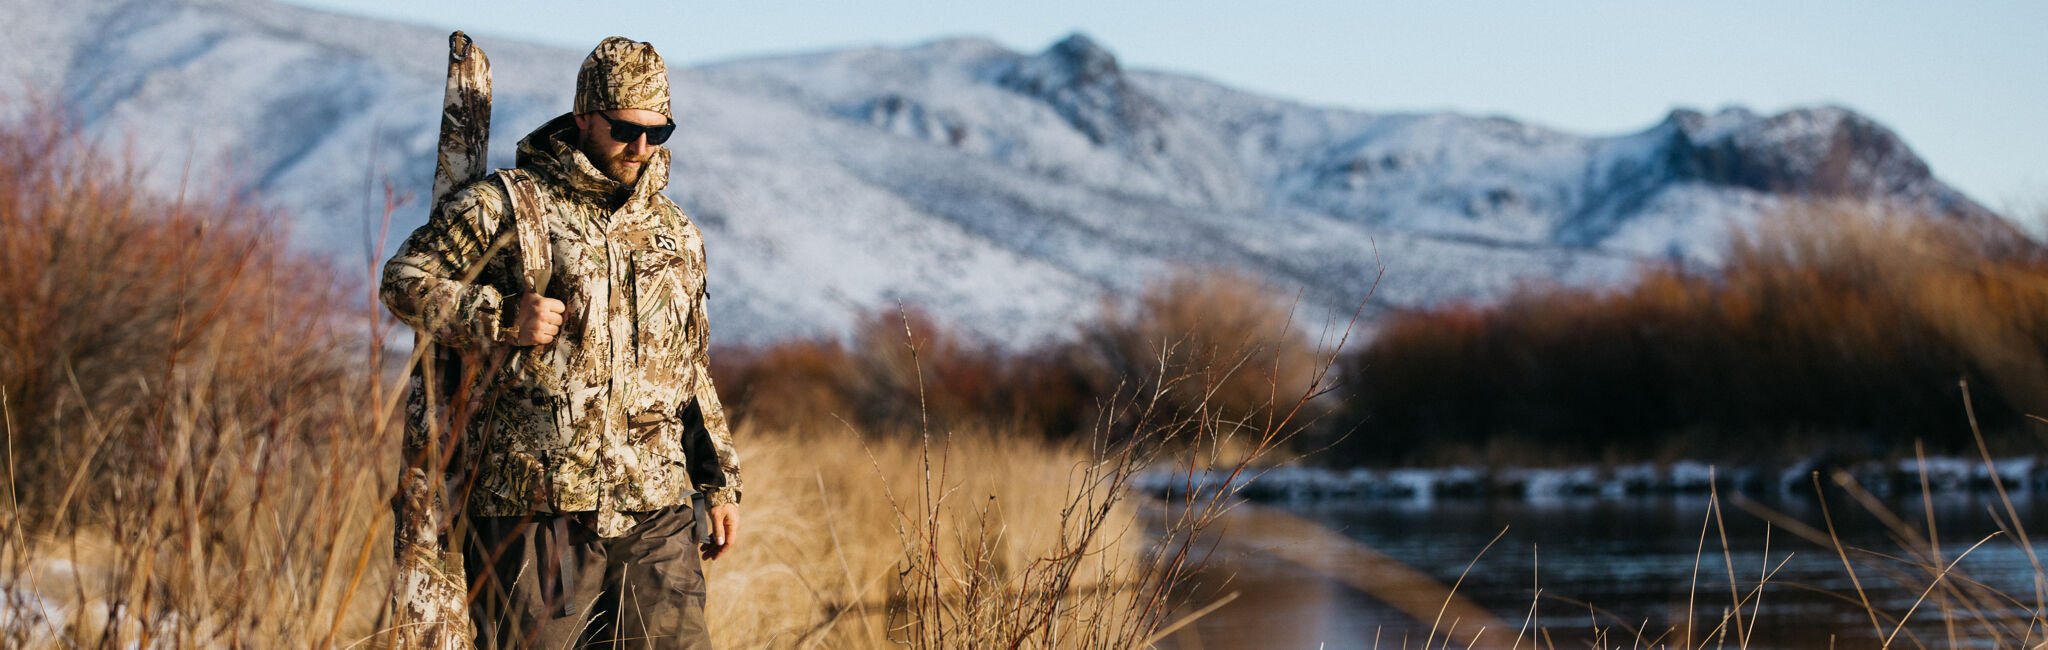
496;169;553;295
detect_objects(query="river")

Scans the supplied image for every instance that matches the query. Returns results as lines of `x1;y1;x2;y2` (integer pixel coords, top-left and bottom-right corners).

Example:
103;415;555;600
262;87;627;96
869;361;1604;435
1165;490;2048;649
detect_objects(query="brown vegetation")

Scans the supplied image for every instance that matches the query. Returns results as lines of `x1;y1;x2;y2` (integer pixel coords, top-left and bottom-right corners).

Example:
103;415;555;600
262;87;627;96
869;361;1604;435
1336;203;2048;465
0;108;386;644
0;110;357;508
715;270;1327;459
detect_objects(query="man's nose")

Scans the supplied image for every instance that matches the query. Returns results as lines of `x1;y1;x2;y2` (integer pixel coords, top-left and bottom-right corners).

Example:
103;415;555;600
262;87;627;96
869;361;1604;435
625;132;652;154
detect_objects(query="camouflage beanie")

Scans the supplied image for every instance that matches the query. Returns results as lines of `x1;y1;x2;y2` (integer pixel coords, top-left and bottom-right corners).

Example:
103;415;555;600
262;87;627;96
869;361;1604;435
575;36;672;119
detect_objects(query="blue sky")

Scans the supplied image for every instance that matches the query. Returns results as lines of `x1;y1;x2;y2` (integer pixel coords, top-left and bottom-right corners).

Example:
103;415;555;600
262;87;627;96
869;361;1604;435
289;0;2046;219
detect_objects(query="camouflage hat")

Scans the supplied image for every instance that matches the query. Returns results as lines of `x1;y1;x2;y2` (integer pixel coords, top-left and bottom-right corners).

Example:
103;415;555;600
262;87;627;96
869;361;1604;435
575;36;672;119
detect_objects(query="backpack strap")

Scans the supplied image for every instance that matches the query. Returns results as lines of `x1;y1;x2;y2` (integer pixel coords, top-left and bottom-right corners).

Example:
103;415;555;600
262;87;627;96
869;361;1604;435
496;169;553;295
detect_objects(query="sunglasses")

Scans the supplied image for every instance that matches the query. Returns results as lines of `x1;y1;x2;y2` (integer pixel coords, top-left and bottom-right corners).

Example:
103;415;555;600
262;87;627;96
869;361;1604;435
593;112;676;146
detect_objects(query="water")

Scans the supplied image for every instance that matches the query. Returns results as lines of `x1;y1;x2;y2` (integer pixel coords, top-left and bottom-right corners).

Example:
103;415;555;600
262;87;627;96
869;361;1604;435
1167;492;2048;649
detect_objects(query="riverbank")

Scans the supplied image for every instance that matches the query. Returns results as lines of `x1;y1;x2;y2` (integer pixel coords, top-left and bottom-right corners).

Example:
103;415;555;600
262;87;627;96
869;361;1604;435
1141;455;2048;502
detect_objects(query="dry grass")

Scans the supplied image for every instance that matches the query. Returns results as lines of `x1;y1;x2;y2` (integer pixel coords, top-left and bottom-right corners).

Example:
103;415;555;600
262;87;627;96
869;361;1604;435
708;424;1134;648
710;287;1351;648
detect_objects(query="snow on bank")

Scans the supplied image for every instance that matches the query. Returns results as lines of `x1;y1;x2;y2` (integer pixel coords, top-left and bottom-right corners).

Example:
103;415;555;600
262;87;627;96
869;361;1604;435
1136;456;2048;503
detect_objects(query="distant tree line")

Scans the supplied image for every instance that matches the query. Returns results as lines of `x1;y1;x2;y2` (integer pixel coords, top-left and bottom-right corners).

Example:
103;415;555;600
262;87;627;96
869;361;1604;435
1330;205;2048;465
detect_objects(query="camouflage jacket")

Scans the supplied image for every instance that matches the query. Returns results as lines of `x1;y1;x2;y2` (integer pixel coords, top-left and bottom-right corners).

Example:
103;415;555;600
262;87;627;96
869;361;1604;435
382;113;741;537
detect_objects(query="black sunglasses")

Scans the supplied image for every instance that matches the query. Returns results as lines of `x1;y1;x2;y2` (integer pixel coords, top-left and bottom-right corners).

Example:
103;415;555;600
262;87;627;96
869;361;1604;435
593;112;675;145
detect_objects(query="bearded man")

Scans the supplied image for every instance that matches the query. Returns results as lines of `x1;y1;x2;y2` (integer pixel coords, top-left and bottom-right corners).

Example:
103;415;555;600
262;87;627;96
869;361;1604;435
381;36;741;649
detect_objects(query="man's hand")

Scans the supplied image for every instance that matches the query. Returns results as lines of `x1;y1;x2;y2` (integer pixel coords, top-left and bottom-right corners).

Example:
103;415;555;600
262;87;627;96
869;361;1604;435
511;293;566;346
702;503;739;560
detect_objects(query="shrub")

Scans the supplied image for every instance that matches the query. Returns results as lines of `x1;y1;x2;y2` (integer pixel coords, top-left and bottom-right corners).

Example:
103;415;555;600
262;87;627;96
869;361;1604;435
714;270;1326;458
0;106;386;645
0;107;359;521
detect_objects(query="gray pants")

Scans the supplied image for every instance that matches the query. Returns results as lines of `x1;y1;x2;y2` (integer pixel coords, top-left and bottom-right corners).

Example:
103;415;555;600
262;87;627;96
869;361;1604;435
463;506;711;649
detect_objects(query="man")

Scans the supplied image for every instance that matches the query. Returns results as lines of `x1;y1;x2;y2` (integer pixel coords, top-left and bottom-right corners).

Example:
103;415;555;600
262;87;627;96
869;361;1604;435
381;36;741;649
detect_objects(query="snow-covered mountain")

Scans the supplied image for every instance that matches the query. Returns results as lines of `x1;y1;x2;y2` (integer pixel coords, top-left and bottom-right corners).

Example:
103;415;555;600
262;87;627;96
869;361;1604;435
3;0;2006;345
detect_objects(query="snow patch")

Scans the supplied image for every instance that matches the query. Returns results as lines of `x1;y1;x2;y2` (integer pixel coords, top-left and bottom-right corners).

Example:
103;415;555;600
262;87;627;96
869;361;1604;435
1147;457;2048;504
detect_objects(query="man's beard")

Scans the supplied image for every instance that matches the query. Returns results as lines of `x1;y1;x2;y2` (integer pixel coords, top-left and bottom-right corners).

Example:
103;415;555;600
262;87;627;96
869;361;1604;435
577;133;650;185
597;154;645;185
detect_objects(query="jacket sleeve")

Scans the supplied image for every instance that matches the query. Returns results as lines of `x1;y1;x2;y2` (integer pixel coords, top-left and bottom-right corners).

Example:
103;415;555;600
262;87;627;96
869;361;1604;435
681;272;743;507
380;182;518;349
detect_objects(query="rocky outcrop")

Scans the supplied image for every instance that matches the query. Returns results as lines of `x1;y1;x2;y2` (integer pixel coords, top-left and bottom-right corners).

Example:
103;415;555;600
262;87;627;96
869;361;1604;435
1666;107;1931;197
996;33;1167;153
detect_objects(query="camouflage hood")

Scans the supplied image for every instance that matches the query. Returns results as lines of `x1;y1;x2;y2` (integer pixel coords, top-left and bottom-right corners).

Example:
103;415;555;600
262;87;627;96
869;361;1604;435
515;112;671;206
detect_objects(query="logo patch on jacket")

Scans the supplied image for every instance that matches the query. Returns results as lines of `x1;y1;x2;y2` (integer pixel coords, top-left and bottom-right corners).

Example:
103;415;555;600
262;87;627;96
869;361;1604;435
652;234;678;253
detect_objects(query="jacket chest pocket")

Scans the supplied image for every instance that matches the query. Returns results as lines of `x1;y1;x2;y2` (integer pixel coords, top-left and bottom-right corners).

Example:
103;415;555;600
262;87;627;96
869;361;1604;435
630;248;697;366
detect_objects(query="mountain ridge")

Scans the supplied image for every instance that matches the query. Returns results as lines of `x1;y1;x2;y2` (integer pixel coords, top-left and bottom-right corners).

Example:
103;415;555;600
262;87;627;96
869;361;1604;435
2;0;2009;345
